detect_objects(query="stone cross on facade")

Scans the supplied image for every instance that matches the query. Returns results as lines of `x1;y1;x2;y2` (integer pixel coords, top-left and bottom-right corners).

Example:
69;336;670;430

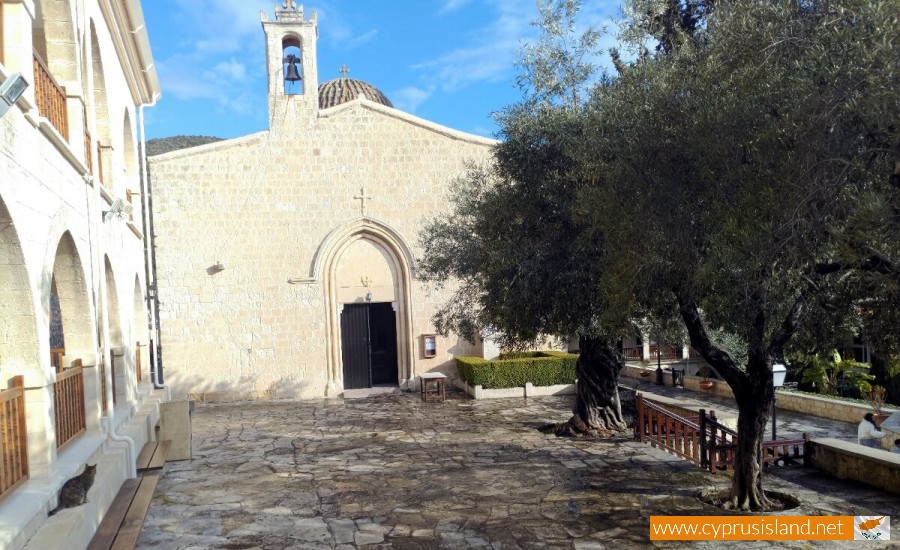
354;187;373;215
339;65;350;79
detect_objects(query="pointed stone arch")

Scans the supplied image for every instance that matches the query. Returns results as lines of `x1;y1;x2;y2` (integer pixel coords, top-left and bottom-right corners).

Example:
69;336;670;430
89;20;111;188
49;231;92;364
0;197;40;377
320;218;416;395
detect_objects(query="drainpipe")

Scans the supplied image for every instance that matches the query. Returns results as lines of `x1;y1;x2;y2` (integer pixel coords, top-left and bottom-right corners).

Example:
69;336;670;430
103;415;137;479
138;95;168;399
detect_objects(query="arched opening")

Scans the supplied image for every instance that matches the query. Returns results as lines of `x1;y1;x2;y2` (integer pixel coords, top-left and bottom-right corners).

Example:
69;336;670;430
89;21;111;188
282;35;303;95
122;110;138;211
0;197;40;378
51;232;92;361
49;231;91;448
132;275;147;385
321;220;416;395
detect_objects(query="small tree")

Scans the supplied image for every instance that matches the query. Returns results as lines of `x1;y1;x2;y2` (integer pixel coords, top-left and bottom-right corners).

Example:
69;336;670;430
420;0;636;435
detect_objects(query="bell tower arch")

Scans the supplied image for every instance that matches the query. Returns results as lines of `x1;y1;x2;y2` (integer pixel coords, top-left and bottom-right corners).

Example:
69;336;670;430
260;1;319;124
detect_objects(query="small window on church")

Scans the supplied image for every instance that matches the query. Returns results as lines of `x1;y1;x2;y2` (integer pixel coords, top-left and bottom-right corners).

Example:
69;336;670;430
282;37;303;95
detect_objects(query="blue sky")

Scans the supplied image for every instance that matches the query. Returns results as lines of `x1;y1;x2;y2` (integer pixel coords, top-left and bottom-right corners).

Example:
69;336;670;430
142;1;620;140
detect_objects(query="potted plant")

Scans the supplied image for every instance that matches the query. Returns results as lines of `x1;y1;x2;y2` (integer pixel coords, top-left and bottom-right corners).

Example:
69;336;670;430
867;385;889;427
697;364;715;391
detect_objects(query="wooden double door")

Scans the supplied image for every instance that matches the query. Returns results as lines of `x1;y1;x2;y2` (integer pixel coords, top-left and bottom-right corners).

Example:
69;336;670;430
340;303;398;389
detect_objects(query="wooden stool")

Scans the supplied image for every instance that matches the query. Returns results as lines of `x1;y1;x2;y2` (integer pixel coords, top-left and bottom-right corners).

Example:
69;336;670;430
419;373;447;402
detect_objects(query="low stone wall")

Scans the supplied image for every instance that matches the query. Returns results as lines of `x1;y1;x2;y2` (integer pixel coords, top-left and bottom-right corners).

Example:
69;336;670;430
455;379;576;399
775;391;897;427
807;438;900;495
622;364;735;399
623;364;898;433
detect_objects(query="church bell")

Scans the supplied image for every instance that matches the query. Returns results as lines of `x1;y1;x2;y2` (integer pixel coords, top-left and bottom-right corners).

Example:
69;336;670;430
284;54;302;83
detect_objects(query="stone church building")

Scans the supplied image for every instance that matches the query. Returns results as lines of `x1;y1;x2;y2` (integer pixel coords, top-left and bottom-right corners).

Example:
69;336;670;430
149;3;496;401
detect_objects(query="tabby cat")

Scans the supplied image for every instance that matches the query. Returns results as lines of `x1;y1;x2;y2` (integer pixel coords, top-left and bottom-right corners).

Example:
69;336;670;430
48;463;96;516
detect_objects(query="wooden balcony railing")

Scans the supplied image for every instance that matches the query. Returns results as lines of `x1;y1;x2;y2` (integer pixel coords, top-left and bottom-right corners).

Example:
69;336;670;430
32;52;69;141
0;376;29;502
110;353;118;406
135;342;143;382
84;129;93;173
623;345;681;361
50;347;65;373
54;365;85;449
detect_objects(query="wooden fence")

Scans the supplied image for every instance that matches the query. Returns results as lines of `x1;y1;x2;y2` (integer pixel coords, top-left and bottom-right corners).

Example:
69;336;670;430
54;365;85;449
0;376;28;502
110;353;117;406
634;394;808;472
634;394;706;466
623;345;682;361
135;342;142;382
32;52;68;140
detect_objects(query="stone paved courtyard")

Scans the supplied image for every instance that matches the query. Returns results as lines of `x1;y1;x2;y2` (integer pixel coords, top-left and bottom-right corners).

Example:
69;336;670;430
137;392;900;549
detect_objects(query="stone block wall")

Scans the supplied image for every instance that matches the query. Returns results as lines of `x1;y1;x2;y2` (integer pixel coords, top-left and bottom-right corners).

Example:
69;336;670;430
807;438;900;495
150;100;495;400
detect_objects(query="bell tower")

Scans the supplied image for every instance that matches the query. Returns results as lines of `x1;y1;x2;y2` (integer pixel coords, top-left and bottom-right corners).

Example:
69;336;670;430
261;1;319;124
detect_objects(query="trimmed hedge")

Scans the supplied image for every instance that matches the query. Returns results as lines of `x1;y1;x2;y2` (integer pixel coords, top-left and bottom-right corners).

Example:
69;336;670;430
456;351;578;389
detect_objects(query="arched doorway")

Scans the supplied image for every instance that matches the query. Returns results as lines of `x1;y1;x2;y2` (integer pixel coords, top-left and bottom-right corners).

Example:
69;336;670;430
320;219;415;395
0;197;40;377
51;232;92;361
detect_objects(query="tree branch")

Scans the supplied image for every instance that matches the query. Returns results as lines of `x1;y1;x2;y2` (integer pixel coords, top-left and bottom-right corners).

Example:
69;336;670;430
676;295;749;390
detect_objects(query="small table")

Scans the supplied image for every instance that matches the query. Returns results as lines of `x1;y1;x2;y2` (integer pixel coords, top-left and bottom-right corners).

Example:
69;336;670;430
419;372;447;402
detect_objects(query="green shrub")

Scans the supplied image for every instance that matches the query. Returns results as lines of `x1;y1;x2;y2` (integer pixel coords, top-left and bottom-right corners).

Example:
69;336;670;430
456;351;578;389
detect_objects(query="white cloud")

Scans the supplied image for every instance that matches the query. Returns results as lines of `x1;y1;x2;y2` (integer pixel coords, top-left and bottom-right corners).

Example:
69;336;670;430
440;0;475;14
414;0;621;95
345;29;379;50
391;86;435;113
317;6;379;50
413;0;535;92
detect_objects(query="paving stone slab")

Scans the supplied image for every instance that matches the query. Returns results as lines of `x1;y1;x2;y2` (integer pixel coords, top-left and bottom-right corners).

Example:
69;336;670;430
137;393;900;549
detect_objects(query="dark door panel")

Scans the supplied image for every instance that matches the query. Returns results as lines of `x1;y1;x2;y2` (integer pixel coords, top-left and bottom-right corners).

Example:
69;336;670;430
340;304;371;389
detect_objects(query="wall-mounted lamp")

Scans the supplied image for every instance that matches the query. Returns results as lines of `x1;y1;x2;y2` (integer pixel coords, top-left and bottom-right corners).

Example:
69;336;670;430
0;73;29;119
364;291;373;302
103;198;133;222
206;261;226;275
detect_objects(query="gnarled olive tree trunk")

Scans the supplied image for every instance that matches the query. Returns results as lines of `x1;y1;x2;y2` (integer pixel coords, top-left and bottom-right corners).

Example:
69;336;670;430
554;336;628;437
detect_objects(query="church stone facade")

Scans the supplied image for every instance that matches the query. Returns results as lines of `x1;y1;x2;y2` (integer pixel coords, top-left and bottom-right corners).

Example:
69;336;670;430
149;3;496;401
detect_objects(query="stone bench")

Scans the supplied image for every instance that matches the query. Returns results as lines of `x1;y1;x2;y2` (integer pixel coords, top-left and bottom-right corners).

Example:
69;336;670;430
136;440;172;473
807;437;900;495
86;475;159;550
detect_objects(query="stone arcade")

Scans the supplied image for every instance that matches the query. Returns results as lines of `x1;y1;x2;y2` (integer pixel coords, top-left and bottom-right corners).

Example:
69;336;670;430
149;3;497;401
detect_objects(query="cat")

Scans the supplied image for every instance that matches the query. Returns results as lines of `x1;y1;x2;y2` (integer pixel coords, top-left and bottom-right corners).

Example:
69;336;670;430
48;463;97;516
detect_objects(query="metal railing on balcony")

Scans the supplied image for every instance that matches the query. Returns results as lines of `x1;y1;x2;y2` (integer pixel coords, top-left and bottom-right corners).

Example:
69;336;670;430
54;365;85;449
32;52;69;141
0;376;28;502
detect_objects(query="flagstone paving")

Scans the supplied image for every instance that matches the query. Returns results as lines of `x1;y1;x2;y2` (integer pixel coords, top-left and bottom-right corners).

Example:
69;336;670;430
137;392;900;549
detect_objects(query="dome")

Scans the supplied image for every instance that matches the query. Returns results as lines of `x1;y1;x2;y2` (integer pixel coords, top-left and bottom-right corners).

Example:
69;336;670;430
318;77;393;109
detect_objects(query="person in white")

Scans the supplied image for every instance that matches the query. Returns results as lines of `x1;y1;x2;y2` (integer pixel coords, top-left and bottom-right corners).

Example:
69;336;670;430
858;413;885;448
